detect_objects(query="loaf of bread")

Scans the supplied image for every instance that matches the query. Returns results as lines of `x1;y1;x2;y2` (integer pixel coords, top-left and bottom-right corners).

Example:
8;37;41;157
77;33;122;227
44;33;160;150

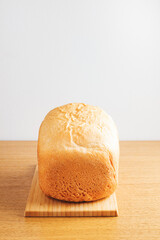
38;103;119;202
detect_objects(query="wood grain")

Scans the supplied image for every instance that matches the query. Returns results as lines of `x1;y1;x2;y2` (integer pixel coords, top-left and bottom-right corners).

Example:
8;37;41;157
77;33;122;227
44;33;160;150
0;141;160;239
24;166;118;217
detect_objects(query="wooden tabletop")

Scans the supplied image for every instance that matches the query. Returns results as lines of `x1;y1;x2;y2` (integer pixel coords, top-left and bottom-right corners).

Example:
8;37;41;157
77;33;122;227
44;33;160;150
0;141;160;240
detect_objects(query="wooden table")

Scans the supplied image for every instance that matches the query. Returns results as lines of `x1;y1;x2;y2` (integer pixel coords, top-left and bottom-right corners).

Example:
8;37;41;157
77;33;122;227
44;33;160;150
0;141;160;239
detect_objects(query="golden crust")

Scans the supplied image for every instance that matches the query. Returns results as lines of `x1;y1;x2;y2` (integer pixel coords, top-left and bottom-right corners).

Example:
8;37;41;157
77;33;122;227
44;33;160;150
38;103;119;202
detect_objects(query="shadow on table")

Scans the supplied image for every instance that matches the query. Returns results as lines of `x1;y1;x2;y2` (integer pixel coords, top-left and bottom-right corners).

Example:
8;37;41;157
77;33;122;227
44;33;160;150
0;164;36;218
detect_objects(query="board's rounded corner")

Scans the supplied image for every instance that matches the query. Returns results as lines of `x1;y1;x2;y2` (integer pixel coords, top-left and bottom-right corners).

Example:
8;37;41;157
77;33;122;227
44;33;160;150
115;210;119;217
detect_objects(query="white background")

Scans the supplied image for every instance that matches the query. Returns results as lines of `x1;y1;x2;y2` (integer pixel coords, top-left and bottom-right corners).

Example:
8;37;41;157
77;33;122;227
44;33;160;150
0;0;160;140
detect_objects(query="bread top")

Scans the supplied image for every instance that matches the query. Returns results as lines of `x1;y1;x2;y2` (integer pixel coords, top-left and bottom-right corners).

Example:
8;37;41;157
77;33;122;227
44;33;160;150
38;103;119;175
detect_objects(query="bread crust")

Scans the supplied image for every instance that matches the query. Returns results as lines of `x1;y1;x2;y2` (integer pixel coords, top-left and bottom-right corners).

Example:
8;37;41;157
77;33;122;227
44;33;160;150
38;103;119;202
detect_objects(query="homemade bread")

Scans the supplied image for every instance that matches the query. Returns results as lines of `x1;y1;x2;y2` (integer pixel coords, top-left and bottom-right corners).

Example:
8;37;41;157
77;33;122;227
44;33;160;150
38;103;119;202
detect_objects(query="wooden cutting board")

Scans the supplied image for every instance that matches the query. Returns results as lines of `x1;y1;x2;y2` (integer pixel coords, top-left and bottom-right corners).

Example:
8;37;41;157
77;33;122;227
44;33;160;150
24;166;118;217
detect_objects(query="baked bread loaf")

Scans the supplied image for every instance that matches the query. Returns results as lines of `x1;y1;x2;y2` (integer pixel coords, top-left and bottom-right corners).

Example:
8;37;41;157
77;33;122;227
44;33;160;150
38;103;119;202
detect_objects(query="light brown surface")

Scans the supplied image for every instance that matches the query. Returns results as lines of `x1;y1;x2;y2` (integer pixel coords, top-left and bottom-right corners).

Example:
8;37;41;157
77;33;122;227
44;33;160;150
38;103;119;202
0;141;160;240
25;166;118;217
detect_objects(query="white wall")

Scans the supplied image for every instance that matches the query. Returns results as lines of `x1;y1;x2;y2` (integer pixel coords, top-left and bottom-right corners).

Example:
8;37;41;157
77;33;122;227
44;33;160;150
0;0;160;140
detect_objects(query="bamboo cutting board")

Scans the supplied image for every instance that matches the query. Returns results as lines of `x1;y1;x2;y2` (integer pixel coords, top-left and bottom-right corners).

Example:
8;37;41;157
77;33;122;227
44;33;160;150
24;166;118;217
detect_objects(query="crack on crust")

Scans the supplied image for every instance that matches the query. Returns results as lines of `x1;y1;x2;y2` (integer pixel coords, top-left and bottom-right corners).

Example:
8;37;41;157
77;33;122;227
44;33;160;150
109;152;115;172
